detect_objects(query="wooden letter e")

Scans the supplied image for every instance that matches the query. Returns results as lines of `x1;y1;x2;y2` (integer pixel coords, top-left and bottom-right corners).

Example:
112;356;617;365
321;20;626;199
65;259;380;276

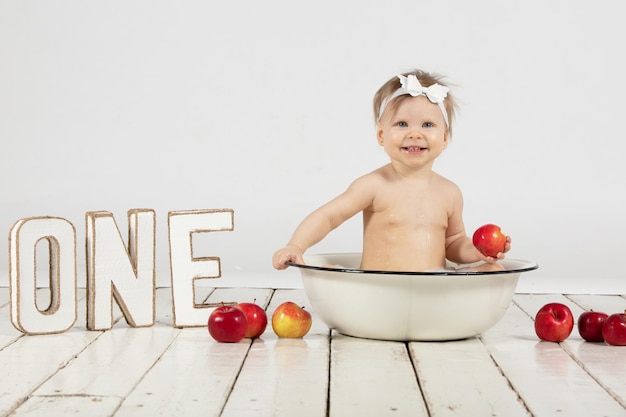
168;209;234;327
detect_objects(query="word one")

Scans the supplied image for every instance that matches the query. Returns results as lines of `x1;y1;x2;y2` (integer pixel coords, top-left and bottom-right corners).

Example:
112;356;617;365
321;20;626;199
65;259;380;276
9;208;234;335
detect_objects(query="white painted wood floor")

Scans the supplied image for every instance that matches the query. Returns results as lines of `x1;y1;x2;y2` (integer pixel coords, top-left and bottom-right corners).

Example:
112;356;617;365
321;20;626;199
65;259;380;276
1;287;626;417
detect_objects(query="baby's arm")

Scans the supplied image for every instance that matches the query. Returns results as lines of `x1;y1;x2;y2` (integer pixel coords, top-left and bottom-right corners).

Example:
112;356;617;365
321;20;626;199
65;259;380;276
271;205;337;269
444;185;510;265
272;177;375;270
446;233;510;265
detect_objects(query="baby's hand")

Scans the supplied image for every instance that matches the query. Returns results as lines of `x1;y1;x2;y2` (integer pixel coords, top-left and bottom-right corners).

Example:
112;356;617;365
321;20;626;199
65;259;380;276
272;244;305;270
478;235;512;263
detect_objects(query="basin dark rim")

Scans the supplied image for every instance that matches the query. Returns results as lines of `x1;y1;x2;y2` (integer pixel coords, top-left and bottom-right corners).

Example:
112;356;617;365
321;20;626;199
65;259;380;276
288;259;538;276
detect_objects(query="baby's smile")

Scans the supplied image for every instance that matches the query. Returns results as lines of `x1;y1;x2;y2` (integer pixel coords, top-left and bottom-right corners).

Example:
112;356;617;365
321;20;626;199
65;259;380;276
402;146;427;153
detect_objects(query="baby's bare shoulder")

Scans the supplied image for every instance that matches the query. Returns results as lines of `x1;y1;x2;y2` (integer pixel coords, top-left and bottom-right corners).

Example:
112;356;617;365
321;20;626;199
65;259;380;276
351;165;391;187
433;173;461;192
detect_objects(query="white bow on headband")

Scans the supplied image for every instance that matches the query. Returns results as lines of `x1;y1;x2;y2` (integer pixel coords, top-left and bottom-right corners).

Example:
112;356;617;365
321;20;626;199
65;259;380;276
378;74;450;127
399;74;449;104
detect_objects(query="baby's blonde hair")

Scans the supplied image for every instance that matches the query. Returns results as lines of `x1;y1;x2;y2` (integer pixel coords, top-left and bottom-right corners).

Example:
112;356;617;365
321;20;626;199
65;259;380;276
373;69;457;135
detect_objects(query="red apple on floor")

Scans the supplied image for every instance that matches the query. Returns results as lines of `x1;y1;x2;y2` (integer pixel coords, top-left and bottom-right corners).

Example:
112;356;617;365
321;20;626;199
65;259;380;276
602;311;626;346
534;303;574;342
208;304;248;343
271;301;312;338
237;301;268;339
472;224;507;257
577;310;608;342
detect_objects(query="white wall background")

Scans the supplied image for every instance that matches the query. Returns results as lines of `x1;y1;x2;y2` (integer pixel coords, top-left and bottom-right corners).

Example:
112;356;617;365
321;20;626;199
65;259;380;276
1;0;624;294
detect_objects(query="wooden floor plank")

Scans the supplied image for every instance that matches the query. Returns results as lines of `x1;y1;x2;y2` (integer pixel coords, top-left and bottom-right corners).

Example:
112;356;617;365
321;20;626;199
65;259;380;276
220;289;330;417
329;333;429;417
114;287;273;417
221;334;329;417
0;300;24;349
12;288;174;415
564;295;626;409
566;294;626;315
24;288;179;401
410;337;531;417
114;327;251;417
0;327;103;416
7;396;121;417
32;325;180;397
482;297;626;416
0;288;100;417
2;288;626;416
513;293;586;323
562;335;626;409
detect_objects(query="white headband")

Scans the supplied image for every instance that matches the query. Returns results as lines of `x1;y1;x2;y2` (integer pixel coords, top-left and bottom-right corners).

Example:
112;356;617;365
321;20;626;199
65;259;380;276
378;74;450;127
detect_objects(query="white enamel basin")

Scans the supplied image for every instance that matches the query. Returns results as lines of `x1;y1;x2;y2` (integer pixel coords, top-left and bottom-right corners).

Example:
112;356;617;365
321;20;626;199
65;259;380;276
291;253;538;342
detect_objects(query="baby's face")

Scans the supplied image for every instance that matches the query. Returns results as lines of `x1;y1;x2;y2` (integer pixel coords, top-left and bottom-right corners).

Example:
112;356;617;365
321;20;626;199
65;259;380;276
377;96;449;171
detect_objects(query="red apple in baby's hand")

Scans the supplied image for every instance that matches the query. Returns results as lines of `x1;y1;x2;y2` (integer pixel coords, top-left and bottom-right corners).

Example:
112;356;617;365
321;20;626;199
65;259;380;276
602;311;626;346
577;310;608;342
472;224;507;257
208;304;248;343
534;303;574;342
237;301;268;339
271;301;312;338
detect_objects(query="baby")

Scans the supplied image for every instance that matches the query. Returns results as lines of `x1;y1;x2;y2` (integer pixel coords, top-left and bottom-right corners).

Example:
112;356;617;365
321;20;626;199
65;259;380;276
272;69;510;272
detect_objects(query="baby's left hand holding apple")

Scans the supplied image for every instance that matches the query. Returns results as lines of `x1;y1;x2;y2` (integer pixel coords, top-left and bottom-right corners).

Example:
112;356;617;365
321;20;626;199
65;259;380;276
478;235;512;263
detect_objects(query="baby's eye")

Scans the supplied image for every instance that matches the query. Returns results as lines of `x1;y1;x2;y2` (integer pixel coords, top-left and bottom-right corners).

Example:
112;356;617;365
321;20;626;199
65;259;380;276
422;122;433;128
397;121;408;127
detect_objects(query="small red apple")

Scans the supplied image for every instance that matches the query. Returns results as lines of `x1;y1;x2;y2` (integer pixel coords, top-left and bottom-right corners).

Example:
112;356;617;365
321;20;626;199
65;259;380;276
271;301;312;338
208;304;248;343
237;301;268;339
602;311;626;346
472;224;507;257
577;310;608;342
534;303;574;342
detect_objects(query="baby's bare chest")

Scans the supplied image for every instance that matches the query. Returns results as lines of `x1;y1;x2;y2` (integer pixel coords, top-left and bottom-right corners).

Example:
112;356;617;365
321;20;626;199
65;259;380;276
367;190;451;228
